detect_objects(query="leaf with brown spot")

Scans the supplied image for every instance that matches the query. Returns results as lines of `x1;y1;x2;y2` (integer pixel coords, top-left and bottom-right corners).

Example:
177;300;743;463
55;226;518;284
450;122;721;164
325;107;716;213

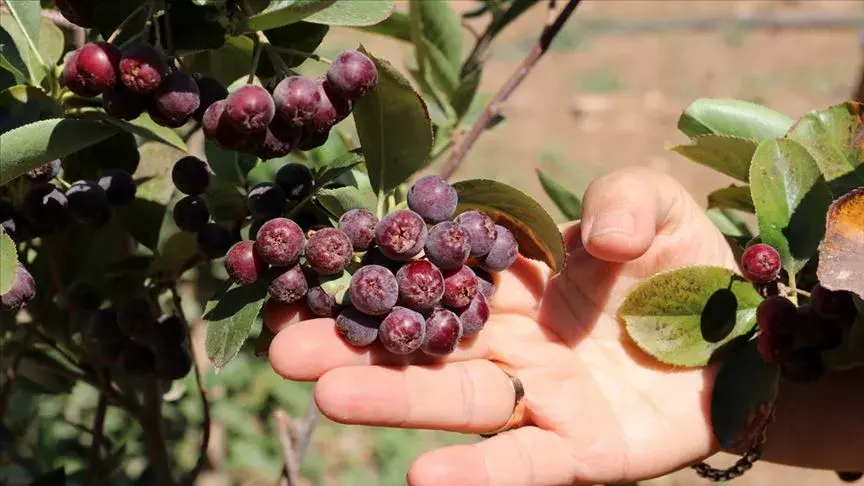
817;187;864;299
453;179;565;274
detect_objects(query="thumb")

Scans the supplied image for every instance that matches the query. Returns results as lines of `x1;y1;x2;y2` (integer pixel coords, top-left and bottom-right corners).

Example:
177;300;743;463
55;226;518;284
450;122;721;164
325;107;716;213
577;167;696;263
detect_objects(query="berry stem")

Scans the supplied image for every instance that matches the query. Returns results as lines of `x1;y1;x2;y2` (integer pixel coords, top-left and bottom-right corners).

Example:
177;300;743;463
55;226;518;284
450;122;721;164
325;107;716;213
239;0;294;76
84;372;108;486
248;35;263;84
164;3;175;55
272;46;331;64
107;1;152;44
438;0;583;181
55;176;72;190
787;272;799;306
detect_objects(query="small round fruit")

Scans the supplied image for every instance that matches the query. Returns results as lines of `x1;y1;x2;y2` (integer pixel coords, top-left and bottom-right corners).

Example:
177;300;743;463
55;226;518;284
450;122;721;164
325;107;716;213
102;84;146;120
481;225;518;272
275;163;315;201
407;175;457;224
66;180;110;224
56;0;96;27
172;196;210;233
120;341;156;376
62;49;99;97
338;208;378;251
225;240;268;285
794;305;843;352
67;281;101;314
253;118;301;160
459;293;490;338
756;295;796;334
202;100;246;149
425;221;470;270
150;71;200;127
421;308;463;356
336;307;380;347
396;260;444;311
155;314;187;347
740;243;782;284
76;41;121;93
26;160;62;183
326;50;378;101
98;170;137;205
306;285;340;317
193;75;229;121
117;297;156;339
349;265;398;316
442;265;478;309
811;283;857;321
23;183;70;234
308;78;352;134
197;223;234;259
375;209;428;261
296;131;329;151
273;76;321;126
86;308;125;345
254;217;305;267
268;265;308;304
0;263;35;310
119;44;167;93
247;182;286;218
379;306;425;355
155;345;193;381
781;350;825;383
455;211;497;257
172;156;212;196
757;329;794;364
473;267;496;299
224;84;275;133
306;228;353;275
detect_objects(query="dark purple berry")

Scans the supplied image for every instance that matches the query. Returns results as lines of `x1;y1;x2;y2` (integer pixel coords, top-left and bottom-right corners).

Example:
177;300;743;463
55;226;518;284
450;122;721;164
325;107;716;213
442;265;478;308
172;156;211;196
306;228;353;275
66;180;110;224
296;131;329;151
253;118;301;160
0;263;35;310
172;196;209;233
150;71;200;128
76;41;120;93
756;296;796;335
396;260;444;311
421;308;462;356
202;100;247;149
273;76;321;126
338;209;378;251
811;283;857;321
193;75;229;122
781;350;825;383
757;328;794;364
741;243;782;284
26;160;62;182
62;49;99;97
481;225;518;272
268;265;308;304
56;0;96;28
247;183;286;218
23;183;70;233
86;308;125;345
67;281;101;314
197;223;234;259
117;297;156;339
306;285;340;317
375;209;427;261
275;163;315;201
225;240;268;285
102;84;146;120
326;50;378;101
119;45;167;94
155;345;193;381
98;170;137;205
473;268;496;299
335;307;380;347
794;305;843;351
309;78;352;134
254;217;305;267
120;341;156;375
379;306;425;355
225;84;275;134
425;221;470;270
349;265;398;316
407;175;457;224
459;294;489;338
455;211;497;257
156;314;187;347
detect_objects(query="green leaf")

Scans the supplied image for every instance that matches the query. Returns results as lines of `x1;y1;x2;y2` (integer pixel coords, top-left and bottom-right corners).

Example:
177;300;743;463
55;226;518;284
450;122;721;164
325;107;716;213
206;139;257;186
0;25;29;83
1;2;41;77
0;229;17;294
355;10;410;41
0;15;62;86
246;158;288;186
161;0;227;53
707;185;754;213
316;186;377;216
264;22;330;70
0;84;62;135
710;340;779;450
677;98;794;141
204;280;268;371
451;63;482;120
749;139;833;275
453;179;565;273
787;101;864;197
0;118;120;186
303;0;394;27
104;113;188;152
312;150;364;185
670;135;759;182
183;35;255;87
61;131;140;181
536;169;582;220
619;265;763;367
705;208;752;239
353;46;433;196
410;1;461;73
246;0;337;31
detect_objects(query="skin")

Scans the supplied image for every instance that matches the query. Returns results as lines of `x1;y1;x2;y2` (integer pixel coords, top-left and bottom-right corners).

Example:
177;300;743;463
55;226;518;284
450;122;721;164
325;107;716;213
265;167;864;485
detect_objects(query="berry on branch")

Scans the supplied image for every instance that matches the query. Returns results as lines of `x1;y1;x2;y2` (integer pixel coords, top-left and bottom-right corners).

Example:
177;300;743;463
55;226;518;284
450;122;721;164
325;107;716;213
740;243;782;284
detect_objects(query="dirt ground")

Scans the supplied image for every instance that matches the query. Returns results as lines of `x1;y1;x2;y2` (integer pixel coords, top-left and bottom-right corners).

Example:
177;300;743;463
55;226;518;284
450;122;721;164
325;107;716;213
288;1;864;485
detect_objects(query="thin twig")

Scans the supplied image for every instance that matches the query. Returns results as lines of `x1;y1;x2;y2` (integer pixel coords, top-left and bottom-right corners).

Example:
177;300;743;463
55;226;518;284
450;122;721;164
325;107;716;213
0;330;35;418
85;370;109;486
295;394;319;462
107;2;150;44
141;377;176;486
239;0;293;77
275;410;302;486
439;0;583;181
249;35;263;84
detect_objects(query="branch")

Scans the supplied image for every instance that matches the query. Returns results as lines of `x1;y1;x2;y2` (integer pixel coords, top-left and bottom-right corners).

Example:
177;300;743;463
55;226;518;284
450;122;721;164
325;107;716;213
439;0;583;181
239;0;293;77
275;395;320;486
0;330;35;418
85;370;109;486
141;377;176;486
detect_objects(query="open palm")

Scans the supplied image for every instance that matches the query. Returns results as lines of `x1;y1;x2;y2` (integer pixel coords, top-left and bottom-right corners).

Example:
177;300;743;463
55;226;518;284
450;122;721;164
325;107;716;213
266;167;739;486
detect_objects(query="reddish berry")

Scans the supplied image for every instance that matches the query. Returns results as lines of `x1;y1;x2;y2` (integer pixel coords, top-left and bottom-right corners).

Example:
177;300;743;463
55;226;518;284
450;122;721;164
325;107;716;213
76;42;121;93
740;243;782;284
336;307;380;347
119;45;167;93
306;228;353;275
326;50;378;101
202;100;247;149
442;265;478;309
254;218;305;267
407;175;457;224
225;241;268;285
396;260;444;311
225;84;275;134
349;265;398;316
338;209;378;251
273;76;321;126
193;75;228;121
0;263;35;310
421;308;463;356
756;296;796;334
150;71;201;128
253;118;301;160
379;307;426;355
102;84;146;120
375;209;427;261
309;78;352;134
306;285;340;317
62;49;99;97
481;225;519;272
455;211;497;257
26;160;61;183
425;221;470;270
459;293;490;338
757;330;795;364
268;265;308;304
474;268;496;299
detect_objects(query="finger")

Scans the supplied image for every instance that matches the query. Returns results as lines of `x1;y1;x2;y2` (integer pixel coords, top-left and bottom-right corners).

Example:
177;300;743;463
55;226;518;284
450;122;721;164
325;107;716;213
262;298;312;334
485;256;550;314
268;318;491;381
579;167;696;262
408;426;579;486
314;359;517;433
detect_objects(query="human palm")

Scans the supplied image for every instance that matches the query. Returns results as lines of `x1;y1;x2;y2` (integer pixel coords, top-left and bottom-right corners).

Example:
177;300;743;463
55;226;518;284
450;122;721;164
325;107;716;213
266;168;739;485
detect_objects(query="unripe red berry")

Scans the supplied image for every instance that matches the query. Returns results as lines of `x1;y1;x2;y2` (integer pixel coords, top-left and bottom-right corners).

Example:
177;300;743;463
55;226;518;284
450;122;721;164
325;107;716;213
119;45;168;94
224;84;275;134
421;308;463;356
62;49;99;97
308;78;352;134
306;228;353;275
740;243;781;284
254;218;305;268
455;211;497;257
273;76;321;126
336;307;380;347
76;42;121;93
326;50;378;101
253;118;302;160
193;75;229;122
225;241;268;285
306;285;340;317
442;265;478;309
338;209;378;251
407;175;457;224
375;209;427;261
459;293;490;338
202;100;247;149
481;225;519;272
424;221;470;270
757;330;794;364
379;306;426;355
268;265;308;304
396;260;444;311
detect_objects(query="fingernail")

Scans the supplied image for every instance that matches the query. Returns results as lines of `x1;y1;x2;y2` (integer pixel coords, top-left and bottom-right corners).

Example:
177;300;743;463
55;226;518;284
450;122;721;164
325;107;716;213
588;209;636;241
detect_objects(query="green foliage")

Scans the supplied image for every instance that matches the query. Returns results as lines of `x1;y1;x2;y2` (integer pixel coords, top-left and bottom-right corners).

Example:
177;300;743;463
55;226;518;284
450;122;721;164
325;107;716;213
246;0;394;31
0;229;17;294
536;168;582;220
676;98;794;141
204;281;269;371
670;135;759;182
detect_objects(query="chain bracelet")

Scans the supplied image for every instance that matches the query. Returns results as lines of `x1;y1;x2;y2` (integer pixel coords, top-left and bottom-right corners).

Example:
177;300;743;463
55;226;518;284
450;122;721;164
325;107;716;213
691;402;775;481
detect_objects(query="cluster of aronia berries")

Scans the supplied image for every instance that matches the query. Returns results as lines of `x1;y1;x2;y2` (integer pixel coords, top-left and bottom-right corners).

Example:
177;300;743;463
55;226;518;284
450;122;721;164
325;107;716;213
224;175;518;356
202;50;378;159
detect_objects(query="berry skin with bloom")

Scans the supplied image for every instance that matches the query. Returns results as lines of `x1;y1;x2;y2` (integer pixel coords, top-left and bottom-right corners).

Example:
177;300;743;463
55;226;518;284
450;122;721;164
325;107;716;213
740;243;782;284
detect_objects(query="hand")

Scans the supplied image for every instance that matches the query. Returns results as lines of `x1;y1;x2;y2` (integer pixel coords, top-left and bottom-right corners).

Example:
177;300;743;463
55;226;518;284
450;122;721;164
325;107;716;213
265;167;739;486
